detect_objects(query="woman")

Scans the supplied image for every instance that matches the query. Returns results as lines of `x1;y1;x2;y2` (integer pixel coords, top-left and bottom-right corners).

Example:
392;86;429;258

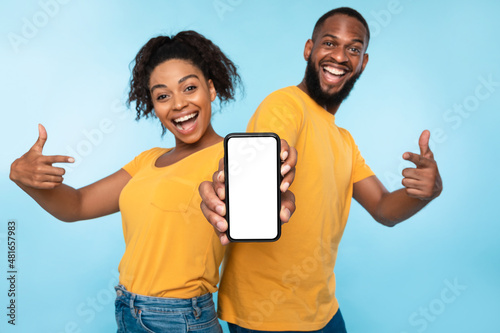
9;31;296;332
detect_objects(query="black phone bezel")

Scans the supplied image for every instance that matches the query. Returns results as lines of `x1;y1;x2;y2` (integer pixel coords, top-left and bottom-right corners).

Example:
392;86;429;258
224;132;282;242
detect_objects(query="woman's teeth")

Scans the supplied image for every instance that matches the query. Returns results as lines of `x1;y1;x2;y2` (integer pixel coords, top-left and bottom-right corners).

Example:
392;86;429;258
174;112;197;123
173;112;198;130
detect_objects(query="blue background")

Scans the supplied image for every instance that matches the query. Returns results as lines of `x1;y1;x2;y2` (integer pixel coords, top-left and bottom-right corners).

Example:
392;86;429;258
1;0;499;332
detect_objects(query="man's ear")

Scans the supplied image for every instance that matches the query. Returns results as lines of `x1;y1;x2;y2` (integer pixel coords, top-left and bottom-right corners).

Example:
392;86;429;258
303;39;313;61
361;53;369;73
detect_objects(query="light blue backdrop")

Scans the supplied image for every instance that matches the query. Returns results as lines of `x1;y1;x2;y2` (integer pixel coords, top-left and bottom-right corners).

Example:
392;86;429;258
1;0;499;332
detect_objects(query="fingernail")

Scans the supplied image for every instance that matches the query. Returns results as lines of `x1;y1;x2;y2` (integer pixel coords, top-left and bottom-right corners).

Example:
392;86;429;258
221;234;229;245
283;208;291;221
281;182;290;192
217;188;224;199
281;151;288;161
281;164;291;176
217;171;224;182
68;157;75;163
215;205;225;216
216;221;226;232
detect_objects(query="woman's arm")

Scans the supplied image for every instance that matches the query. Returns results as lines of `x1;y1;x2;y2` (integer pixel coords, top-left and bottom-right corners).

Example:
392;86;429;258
10;124;131;222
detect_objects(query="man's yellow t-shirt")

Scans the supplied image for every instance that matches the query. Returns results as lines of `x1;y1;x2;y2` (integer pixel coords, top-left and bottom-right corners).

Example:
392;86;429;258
218;86;374;330
118;142;225;298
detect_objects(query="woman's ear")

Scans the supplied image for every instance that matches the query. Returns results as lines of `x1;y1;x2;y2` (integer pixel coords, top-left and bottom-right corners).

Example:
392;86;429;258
208;79;216;102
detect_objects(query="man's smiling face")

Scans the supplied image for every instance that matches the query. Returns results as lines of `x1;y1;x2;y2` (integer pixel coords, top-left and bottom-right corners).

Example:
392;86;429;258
304;14;369;110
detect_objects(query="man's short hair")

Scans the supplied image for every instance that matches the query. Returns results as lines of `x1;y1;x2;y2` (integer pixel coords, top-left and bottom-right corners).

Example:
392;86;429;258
312;7;370;49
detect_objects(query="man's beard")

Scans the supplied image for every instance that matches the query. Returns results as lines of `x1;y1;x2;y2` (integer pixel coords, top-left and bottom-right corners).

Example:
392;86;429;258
305;57;361;110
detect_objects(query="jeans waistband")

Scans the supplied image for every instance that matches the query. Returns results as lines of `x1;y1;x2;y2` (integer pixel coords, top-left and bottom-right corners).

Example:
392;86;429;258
114;284;213;311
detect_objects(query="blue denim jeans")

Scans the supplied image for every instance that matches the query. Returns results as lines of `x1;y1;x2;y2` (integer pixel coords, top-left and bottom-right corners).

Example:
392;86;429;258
227;308;347;333
115;285;222;333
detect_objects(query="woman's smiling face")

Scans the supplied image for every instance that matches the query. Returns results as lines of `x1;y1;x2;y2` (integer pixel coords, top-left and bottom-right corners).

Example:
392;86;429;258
149;59;217;146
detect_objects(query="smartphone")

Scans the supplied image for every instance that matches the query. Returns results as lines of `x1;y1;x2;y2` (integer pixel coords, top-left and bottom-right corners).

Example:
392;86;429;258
224;133;281;242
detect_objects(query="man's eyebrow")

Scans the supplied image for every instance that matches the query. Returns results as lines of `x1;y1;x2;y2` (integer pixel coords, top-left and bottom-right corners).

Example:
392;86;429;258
150;74;200;93
322;33;364;45
352;38;365;45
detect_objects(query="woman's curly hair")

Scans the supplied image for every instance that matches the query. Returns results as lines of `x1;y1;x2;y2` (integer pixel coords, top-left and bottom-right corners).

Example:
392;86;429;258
127;30;241;126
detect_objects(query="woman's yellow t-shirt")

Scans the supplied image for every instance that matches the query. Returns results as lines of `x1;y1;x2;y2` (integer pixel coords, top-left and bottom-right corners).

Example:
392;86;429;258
118;142;224;298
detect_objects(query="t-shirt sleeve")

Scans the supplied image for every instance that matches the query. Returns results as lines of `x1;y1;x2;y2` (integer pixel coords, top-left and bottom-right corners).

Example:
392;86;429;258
246;90;303;147
352;142;375;184
122;148;160;177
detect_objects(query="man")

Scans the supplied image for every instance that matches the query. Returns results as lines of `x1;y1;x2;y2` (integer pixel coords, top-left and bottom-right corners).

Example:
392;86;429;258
200;7;442;333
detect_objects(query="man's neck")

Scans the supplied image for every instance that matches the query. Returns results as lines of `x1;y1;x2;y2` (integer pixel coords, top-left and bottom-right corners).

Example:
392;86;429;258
297;79;340;115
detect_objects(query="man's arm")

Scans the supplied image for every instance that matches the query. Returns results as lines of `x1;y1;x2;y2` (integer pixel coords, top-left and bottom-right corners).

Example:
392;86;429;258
353;130;442;227
200;91;301;244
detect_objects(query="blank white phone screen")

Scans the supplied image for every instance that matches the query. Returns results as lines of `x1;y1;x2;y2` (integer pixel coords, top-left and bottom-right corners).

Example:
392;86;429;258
227;136;279;240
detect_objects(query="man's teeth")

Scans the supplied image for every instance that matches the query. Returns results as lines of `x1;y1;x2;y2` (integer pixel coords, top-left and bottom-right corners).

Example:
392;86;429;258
324;66;345;76
174;113;197;123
